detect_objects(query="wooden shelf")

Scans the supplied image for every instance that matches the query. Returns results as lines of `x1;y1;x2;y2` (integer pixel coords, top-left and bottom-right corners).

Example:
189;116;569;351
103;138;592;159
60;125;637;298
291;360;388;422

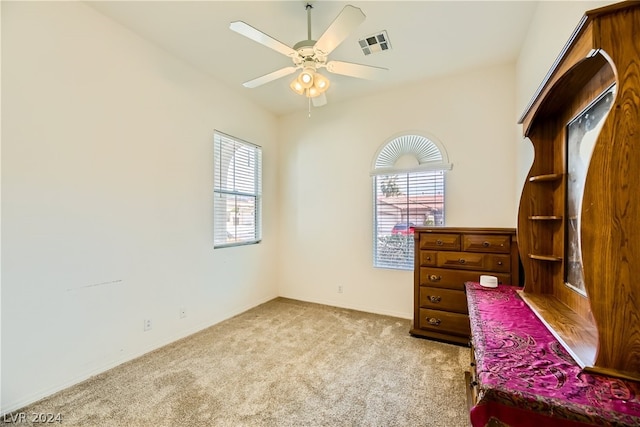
529;216;563;220
516;1;640;382
529;173;563;182
517;291;596;368
528;254;563;262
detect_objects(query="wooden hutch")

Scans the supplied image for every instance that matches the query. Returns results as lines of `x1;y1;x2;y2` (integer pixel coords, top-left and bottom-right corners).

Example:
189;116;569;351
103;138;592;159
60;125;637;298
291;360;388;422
517;1;640;380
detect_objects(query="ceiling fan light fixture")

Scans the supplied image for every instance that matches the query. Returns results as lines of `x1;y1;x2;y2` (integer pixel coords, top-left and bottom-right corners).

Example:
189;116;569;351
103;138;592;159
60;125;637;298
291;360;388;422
291;70;331;98
307;86;320;98
289;79;306;95
307;76;330;98
298;67;315;88
313;73;330;92
231;4;388;109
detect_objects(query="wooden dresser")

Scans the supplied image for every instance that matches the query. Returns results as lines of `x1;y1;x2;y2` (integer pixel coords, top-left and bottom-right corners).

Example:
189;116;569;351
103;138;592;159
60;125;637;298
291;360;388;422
410;227;519;345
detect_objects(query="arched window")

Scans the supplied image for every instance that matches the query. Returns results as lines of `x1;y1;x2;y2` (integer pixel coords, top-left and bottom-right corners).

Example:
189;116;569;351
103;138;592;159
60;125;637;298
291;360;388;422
372;133;452;269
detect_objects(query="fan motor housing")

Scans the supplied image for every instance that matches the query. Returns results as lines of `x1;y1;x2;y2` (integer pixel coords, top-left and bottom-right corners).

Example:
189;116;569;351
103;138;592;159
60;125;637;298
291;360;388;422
293;39;316;55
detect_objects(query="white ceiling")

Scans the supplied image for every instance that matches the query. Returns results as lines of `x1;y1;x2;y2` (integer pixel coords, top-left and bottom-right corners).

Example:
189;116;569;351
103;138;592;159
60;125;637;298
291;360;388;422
87;1;539;116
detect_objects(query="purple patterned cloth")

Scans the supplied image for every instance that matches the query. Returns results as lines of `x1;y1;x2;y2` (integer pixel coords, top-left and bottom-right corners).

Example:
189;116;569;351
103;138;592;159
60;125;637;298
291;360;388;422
466;282;640;427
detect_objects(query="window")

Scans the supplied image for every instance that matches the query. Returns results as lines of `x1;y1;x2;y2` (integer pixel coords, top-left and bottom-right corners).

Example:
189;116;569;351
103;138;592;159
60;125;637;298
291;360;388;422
214;131;262;248
372;134;451;269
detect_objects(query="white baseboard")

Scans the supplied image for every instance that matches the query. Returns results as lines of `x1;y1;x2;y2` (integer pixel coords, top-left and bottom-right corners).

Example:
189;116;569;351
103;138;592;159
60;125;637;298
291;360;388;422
278;293;413;320
0;294;277;416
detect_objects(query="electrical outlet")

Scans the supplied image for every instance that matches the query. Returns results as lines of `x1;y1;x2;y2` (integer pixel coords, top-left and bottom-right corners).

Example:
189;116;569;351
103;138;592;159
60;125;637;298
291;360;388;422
179;307;186;319
143;319;152;331
338;284;343;293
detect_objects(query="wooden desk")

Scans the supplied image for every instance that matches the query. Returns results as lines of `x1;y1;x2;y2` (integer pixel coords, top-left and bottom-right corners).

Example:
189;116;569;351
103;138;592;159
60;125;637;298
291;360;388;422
465;283;640;427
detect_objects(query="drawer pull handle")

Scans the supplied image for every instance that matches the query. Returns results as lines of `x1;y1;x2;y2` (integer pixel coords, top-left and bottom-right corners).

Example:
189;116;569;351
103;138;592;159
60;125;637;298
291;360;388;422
497;261;503;265
428;295;441;303
426;317;441;326
482;241;490;247
429;274;441;282
458;258;466;264
436;239;443;246
426;256;431;261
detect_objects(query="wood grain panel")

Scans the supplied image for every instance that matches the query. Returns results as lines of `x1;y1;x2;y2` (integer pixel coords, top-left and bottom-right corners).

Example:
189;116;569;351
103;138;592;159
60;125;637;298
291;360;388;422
418;308;470;337
412;228;518;345
463;234;511;253
419;267;511;290
517;2;640;380
418;251;437;267
518;291;597;367
419;233;460;251
419;287;468;314
437;252;511;273
581;5;640;377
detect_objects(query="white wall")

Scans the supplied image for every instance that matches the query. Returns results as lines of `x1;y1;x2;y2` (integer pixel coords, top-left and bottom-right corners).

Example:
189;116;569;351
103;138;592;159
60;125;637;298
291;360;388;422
277;62;518;318
514;0;617;195
2;0;624;415
1;2;279;412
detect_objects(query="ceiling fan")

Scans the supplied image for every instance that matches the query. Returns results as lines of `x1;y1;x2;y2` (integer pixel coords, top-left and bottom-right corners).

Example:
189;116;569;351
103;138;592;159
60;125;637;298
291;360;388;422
229;2;387;107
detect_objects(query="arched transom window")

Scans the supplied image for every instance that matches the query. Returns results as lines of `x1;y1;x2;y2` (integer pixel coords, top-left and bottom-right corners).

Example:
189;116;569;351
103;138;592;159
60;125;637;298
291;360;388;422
372;133;452;270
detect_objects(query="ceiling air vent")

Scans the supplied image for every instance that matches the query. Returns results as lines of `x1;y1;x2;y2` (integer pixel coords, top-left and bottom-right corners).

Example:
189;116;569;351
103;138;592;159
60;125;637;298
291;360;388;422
358;30;391;56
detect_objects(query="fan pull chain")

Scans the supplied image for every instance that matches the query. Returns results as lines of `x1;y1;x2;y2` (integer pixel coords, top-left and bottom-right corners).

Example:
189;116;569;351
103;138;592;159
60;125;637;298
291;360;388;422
308;97;311;118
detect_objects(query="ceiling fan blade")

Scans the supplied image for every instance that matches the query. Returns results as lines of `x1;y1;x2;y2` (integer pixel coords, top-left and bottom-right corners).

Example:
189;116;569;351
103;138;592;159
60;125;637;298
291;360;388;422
312;93;327;107
314;5;366;56
230;21;297;58
243;67;298;88
326;61;388;80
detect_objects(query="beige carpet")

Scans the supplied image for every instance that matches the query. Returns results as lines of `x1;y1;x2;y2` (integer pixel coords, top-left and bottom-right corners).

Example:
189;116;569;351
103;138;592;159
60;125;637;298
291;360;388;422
13;298;471;426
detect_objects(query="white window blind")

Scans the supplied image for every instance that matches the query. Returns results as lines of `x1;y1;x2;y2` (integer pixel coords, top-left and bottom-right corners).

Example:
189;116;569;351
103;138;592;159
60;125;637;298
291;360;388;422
214;131;262;248
372;134;450;270
374;171;444;269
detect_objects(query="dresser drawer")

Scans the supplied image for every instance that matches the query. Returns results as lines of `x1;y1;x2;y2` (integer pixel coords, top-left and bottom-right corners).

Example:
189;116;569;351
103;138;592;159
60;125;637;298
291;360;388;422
419;233;460;251
419;287;468;314
436;252;511;272
463;234;511;253
418;308;470;337
419;267;511;289
419;251;437;266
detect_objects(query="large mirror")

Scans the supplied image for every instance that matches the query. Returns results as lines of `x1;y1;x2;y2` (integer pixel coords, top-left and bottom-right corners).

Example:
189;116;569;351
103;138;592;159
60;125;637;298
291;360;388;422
565;85;616;295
